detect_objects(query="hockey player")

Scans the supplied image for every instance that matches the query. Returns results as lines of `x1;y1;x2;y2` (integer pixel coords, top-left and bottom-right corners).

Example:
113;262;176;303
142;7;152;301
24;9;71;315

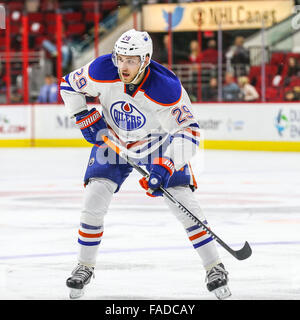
60;29;231;300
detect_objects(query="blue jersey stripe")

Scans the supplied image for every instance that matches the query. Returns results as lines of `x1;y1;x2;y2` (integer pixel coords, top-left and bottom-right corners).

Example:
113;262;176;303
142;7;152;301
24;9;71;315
80;223;102;230
60;86;75;92
189;122;200;128
65;73;72;87
193;236;213;248
186;221;208;233
78;238;101;246
173;134;199;146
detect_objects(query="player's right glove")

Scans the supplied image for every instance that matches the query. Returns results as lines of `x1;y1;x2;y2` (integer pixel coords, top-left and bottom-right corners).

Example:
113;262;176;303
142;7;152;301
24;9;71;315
139;157;175;197
75;108;107;145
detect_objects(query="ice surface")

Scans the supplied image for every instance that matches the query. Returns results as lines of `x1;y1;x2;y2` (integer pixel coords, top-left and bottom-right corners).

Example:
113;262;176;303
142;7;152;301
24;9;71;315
0;148;300;300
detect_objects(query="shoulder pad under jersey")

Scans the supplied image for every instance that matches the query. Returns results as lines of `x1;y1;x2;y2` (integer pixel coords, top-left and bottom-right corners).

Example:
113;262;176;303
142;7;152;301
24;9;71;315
88;54;120;82
141;60;182;106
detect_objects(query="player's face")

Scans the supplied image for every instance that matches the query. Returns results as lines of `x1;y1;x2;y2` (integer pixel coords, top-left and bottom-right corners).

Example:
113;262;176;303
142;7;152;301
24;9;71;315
117;55;141;83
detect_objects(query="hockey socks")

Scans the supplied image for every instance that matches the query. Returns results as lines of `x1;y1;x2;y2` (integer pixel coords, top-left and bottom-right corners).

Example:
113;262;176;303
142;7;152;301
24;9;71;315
78;223;104;267
185;222;221;270
163;186;221;270
77;178;117;266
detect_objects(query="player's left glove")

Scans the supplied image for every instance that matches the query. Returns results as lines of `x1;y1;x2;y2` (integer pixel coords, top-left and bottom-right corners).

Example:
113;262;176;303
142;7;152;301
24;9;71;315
75;108;107;145
139;157;175;197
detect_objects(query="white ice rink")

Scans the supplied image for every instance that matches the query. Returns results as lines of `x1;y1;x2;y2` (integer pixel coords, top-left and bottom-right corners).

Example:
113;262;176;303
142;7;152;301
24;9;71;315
0;147;300;300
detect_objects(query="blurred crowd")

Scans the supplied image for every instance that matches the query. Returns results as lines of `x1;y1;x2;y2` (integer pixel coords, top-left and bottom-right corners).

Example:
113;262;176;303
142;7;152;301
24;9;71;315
0;0;300;103
152;32;300;102
0;0;118;103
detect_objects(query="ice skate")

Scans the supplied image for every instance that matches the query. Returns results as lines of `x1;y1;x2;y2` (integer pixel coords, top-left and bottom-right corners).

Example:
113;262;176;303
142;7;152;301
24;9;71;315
206;263;231;300
66;264;95;299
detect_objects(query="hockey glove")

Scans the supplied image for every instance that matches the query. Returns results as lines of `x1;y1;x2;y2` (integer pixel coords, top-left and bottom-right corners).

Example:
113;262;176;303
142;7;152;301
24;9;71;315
139;157;175;197
75;108;107;145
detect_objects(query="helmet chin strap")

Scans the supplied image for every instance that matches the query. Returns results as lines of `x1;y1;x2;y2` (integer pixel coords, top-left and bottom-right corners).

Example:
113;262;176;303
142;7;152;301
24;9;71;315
119;59;149;85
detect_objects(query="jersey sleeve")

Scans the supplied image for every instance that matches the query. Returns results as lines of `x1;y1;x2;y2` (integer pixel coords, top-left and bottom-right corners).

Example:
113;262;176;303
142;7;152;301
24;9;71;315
156;86;201;170
60;61;99;117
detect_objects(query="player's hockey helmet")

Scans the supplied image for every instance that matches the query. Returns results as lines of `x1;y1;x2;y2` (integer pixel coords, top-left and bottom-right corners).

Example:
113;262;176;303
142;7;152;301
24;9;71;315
112;29;153;69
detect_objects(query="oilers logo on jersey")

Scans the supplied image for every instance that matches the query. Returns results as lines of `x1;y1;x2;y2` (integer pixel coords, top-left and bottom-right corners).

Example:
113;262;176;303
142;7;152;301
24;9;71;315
110;101;146;131
60;53;201;170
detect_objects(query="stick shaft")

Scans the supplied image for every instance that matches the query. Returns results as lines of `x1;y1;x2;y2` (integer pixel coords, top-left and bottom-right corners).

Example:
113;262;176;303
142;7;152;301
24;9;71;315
102;135;252;260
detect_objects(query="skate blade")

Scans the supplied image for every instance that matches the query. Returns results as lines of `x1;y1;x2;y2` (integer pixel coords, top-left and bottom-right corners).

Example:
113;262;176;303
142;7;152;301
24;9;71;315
212;285;232;300
69;288;85;299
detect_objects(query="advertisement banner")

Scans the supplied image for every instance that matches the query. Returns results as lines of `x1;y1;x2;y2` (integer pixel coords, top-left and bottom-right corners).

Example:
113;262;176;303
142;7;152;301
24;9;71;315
192;102;300;142
34;105;82;139
0;106;31;140
0;104;299;151
142;1;294;32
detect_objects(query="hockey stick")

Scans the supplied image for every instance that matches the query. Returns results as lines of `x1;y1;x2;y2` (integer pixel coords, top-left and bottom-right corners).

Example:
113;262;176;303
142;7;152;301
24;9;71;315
101;135;252;261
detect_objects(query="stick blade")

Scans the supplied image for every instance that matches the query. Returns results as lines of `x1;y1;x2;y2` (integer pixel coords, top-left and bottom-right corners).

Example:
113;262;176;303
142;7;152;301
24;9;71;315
232;241;252;260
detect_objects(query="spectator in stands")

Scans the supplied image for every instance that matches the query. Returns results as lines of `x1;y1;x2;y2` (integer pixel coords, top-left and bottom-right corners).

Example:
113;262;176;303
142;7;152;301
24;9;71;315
284;87;300;101
201;39;218;65
284;57;300;86
202;77;218;102
222;72;241;101
25;0;40;13
37;74;58;103
41;0;57;12
226;36;250;77
10;88;23;103
188;39;218;65
157;34;189;67
238;76;259;101
187;40;200;98
187;39;218;101
188;39;201;64
284;90;297;101
294;86;300;100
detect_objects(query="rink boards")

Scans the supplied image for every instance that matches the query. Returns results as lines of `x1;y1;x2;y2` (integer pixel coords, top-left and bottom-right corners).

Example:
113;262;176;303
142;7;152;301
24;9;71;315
0;103;299;151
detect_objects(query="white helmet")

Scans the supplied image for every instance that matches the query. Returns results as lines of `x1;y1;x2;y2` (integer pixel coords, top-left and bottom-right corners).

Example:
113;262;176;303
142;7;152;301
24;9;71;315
112;29;153;82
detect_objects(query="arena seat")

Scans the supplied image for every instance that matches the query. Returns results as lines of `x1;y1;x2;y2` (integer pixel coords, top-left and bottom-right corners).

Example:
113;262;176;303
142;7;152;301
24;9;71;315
270;52;286;65
28;13;44;23
66;23;86;36
64;12;83;23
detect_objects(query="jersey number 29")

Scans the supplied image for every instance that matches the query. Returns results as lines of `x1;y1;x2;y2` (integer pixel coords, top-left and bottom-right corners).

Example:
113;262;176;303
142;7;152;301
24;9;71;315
171;105;194;125
73;68;87;90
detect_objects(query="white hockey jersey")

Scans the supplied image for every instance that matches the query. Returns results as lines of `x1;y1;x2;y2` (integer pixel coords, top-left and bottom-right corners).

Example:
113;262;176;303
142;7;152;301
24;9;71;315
60;54;200;170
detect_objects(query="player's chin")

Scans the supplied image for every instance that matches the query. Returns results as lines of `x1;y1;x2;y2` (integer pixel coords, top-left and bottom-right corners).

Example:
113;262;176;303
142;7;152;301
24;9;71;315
121;75;133;84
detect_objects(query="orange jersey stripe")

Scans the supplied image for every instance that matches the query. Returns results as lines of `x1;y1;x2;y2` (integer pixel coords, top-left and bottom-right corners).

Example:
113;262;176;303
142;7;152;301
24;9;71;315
189;230;206;241
88;72;121;83
105;125;148;150
132;68;150;98
78;230;103;238
188;162;198;190
184;127;200;137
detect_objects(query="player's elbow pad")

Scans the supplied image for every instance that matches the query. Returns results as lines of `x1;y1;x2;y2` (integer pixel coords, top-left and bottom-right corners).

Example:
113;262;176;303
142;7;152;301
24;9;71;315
60;90;88;118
